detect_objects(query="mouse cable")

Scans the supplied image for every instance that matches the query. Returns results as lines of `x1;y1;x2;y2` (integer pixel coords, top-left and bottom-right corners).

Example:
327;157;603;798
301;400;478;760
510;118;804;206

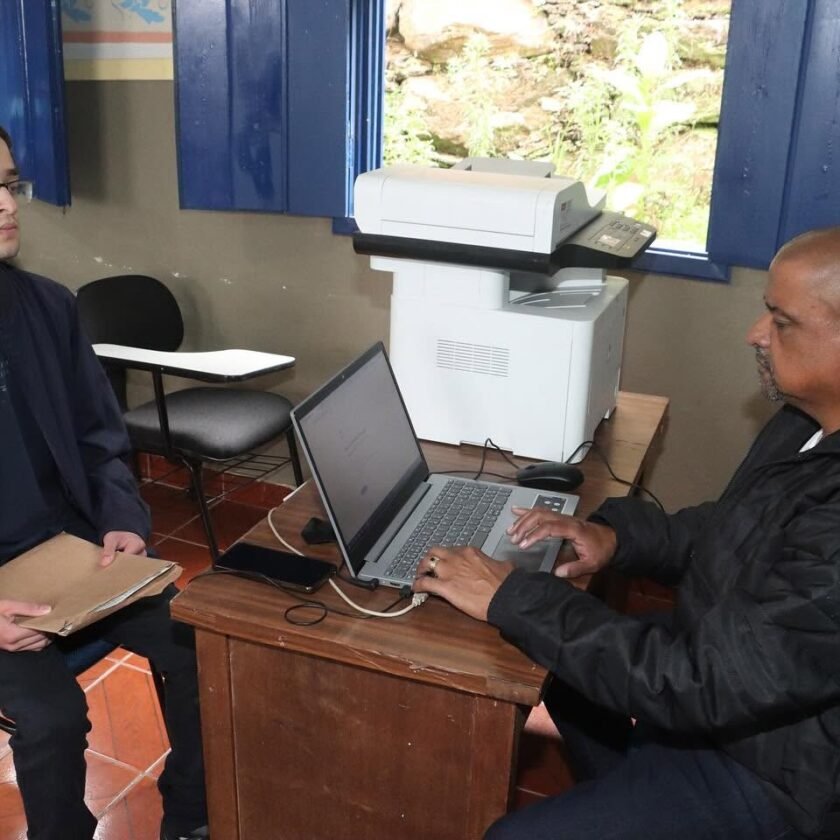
432;437;523;483
565;439;666;514
472;437;524;481
267;502;427;617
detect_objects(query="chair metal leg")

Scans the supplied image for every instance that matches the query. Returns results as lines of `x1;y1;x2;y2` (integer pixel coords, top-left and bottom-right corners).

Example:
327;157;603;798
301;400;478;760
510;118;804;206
286;428;304;486
183;459;221;563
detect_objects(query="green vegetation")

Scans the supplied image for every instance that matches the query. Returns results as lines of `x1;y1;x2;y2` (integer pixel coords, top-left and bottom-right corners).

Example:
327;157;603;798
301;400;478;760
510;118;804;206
383;86;437;166
555;20;717;243
384;0;727;246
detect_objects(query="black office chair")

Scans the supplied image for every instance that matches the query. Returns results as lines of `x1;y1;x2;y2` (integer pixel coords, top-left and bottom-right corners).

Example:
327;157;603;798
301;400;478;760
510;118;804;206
0;635;165;735
76;275;303;561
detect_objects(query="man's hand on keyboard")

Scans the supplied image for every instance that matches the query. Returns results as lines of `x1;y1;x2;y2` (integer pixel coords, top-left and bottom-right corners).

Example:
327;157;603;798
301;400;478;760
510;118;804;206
412;546;513;622
507;507;617;580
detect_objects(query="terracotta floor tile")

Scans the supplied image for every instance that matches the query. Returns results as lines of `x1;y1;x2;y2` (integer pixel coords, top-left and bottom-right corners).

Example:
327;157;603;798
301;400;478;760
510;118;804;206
0;813;26;839
153;537;213;585
170;501;266;551
105;649;131;664
0;756;23;827
225;479;293;509
86;666;168;772
515;730;575;797
0;752;16;787
140;484;203;537
77;655;120;690
147;753;168;781
123;654;151;673
121;774;163;839
93;798;133;840
512;786;548;811
84;752;141;817
140;458;192;488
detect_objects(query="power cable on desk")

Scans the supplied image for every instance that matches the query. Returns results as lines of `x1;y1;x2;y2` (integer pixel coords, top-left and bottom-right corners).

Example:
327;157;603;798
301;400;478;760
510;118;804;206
565;439;665;513
266;504;429;618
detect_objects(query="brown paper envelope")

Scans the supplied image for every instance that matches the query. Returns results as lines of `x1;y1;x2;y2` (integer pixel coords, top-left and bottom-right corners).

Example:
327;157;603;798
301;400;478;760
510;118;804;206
0;532;183;636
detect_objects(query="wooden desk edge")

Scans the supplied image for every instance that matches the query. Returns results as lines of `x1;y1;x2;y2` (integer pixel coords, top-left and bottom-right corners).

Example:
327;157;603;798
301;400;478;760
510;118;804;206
170;586;546;708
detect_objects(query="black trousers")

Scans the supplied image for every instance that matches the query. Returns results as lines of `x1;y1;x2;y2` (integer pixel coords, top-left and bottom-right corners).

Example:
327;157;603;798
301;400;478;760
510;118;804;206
0;584;206;840
484;677;803;840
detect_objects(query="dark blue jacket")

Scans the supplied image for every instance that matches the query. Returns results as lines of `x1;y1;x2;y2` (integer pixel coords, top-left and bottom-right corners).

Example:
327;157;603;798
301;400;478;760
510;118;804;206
489;405;840;839
1;263;150;541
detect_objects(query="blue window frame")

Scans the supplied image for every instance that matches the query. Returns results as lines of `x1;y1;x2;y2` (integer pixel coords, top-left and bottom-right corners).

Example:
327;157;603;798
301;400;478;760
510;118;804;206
0;0;70;207
706;0;840;272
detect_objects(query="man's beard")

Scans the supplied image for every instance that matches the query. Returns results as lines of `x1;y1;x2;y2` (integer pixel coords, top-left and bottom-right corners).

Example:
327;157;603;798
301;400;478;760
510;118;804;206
755;348;783;401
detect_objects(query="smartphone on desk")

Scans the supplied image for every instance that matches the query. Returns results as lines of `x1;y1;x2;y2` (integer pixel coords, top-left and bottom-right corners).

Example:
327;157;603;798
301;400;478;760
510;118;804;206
216;542;336;593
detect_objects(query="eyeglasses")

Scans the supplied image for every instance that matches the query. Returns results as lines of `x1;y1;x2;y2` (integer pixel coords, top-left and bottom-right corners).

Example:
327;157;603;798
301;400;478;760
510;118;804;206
0;180;33;204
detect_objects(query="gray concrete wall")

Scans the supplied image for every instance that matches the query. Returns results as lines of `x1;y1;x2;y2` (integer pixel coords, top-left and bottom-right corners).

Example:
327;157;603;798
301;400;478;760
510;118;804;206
13;81;777;510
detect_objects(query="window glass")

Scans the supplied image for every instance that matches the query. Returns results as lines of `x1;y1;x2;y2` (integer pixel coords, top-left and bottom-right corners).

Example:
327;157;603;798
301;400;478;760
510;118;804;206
383;0;730;251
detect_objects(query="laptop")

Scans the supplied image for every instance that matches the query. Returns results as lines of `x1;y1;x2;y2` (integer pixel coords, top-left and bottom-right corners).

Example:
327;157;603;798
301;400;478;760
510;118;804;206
291;343;579;588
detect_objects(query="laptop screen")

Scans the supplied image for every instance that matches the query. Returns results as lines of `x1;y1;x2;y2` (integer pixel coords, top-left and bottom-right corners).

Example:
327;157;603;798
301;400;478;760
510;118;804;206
292;343;429;574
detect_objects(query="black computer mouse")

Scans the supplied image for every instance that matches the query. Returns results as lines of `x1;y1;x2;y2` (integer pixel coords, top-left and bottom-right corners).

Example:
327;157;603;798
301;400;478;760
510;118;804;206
516;461;584;492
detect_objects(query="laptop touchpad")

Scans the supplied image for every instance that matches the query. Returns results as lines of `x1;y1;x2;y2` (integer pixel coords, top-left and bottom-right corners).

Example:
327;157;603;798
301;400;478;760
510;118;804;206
489;535;561;573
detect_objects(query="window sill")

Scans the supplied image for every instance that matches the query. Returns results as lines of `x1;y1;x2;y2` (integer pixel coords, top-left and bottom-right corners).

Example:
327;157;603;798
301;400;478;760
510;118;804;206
631;246;730;282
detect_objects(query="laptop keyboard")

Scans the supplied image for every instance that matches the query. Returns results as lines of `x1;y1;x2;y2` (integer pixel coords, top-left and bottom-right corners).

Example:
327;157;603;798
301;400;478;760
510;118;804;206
384;480;513;580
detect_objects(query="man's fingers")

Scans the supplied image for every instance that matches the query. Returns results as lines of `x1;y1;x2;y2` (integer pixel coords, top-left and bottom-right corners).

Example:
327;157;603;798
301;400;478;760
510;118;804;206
554;560;590;579
516;522;563;548
13;636;51;652
2;601;52;617
412;573;443;596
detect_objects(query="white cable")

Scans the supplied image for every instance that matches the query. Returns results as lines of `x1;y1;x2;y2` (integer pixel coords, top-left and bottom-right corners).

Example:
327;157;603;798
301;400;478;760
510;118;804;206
267;502;428;617
328;578;427;616
267;505;304;556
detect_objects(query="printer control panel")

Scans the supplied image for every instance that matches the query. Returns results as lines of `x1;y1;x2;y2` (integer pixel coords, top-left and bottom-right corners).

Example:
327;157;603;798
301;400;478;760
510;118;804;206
575;213;657;259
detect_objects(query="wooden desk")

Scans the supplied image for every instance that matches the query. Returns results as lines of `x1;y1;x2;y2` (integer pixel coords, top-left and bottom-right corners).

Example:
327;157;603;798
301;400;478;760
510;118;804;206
171;392;667;840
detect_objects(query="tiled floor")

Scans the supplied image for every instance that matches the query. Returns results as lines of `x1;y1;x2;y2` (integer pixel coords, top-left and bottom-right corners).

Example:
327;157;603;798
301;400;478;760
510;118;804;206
0;459;675;839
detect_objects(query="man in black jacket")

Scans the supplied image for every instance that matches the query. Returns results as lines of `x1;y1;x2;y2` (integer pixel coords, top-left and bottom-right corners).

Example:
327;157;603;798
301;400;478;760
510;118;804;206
414;227;840;840
0;127;208;839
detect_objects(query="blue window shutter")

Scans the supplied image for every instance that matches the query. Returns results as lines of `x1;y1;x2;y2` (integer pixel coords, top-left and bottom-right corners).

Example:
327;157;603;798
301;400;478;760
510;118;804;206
707;0;809;269
174;0;382;217
286;0;351;216
779;0;840;245
346;0;385;215
0;0;70;207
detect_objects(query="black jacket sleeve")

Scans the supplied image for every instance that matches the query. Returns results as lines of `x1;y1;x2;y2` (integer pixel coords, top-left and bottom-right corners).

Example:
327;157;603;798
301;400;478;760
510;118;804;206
488;501;840;735
591;497;716;585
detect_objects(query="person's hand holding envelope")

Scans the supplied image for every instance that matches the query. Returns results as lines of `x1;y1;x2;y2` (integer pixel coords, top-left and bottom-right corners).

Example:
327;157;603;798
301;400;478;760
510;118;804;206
0;533;182;637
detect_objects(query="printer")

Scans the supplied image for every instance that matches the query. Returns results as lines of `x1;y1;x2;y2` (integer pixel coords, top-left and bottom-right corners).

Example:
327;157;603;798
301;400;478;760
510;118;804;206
353;158;656;463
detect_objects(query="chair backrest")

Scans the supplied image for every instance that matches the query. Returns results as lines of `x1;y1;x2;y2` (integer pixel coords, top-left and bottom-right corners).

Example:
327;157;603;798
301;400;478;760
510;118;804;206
76;275;185;410
76;274;185;351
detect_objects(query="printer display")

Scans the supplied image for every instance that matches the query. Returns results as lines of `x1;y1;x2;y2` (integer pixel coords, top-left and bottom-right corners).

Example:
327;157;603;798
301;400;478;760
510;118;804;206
353;159;656;463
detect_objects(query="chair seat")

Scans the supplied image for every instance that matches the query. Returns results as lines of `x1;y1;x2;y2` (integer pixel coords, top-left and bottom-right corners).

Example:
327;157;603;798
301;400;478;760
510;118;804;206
124;387;294;461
